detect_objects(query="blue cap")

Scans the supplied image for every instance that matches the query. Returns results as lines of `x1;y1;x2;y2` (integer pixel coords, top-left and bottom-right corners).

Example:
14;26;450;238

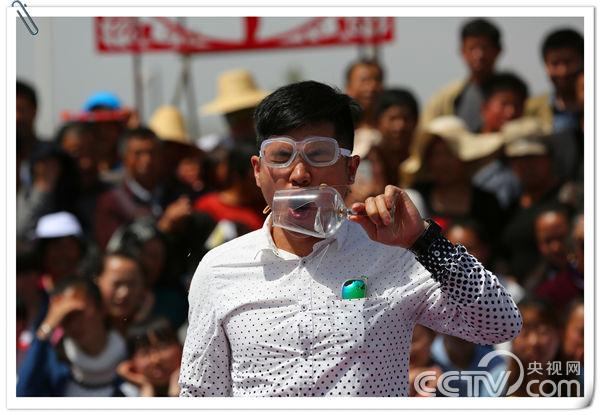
83;92;122;112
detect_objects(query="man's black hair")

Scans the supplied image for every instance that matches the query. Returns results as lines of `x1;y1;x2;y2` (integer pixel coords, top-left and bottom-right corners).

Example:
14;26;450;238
373;88;420;121
118;126;161;158
17;80;37;109
344;58;385;87
254;80;360;151
481;72;529;103
542;28;584;60
460;18;502;50
50;275;104;310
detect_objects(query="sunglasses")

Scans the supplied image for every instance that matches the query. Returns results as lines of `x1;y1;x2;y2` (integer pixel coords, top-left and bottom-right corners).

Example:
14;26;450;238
341;277;368;300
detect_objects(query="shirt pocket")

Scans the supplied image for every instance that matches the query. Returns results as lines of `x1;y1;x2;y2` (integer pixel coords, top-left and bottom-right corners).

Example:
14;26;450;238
327;295;390;351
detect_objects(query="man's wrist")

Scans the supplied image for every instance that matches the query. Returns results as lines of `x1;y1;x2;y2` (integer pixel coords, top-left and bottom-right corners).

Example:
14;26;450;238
409;219;442;257
36;322;54;341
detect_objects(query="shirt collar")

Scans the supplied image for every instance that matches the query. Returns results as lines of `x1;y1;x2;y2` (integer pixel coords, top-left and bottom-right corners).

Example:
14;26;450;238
125;178;153;202
253;213;349;261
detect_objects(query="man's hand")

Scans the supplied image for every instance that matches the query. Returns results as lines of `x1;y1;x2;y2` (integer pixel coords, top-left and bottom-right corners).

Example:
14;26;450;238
349;185;426;249
158;196;193;233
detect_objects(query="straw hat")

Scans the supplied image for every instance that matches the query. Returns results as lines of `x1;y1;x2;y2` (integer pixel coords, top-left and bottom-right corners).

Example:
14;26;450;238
500;116;549;145
505;136;549;158
200;69;269;115
353;127;382;158
400;116;504;183
149;105;190;144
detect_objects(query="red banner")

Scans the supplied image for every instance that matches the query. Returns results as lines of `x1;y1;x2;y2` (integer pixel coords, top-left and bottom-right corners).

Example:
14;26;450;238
95;17;394;54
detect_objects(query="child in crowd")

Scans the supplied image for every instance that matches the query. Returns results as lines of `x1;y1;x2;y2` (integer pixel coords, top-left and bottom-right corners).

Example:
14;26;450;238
117;318;183;397
505;296;580;397
17;276;127;396
560;297;584;381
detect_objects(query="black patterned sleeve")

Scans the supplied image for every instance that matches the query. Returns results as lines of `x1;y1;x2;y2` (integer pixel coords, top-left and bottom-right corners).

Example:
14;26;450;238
412;235;522;345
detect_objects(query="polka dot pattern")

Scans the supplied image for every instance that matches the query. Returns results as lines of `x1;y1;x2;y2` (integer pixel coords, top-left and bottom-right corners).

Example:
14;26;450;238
179;218;522;397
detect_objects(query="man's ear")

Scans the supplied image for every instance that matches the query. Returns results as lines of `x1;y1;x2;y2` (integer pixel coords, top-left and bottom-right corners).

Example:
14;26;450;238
250;155;262;188
347;155;360;184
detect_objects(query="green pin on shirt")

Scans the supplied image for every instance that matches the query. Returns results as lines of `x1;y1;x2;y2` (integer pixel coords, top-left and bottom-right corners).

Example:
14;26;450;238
341;277;368;299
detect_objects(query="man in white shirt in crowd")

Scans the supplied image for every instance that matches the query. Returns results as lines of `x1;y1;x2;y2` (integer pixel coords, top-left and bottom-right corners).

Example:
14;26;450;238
179;80;522;397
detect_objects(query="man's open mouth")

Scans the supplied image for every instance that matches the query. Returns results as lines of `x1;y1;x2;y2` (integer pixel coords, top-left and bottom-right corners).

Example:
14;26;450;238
288;201;315;220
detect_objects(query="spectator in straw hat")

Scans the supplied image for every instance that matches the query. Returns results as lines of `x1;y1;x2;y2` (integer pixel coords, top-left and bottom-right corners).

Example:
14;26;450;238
400;115;506;242
501;133;567;283
470;73;530;209
149;105;207;201
196;69;269;152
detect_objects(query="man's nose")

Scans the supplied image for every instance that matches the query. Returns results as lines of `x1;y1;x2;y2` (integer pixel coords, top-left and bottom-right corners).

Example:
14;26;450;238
473;47;485;60
289;157;312;187
555;62;569;77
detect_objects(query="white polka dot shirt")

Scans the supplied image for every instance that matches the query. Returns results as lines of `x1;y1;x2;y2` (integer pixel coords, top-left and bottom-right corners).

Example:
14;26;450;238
179;216;522;397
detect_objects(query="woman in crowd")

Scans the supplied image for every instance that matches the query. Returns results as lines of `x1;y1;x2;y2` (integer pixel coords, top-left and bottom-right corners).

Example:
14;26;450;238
401;116;506;241
95;251;146;336
106;218;188;330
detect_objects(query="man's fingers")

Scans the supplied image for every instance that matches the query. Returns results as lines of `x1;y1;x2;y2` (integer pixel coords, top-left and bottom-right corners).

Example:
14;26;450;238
384;185;399;210
348;212;377;237
348;202;377;236
374;195;391;226
364;197;384;227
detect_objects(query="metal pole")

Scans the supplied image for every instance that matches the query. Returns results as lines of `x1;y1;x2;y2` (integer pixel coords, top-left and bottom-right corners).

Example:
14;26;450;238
172;17;200;138
132;18;144;122
183;53;200;138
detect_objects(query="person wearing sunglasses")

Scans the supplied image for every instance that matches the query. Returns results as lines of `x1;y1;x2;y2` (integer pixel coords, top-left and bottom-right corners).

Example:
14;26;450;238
179;80;522;397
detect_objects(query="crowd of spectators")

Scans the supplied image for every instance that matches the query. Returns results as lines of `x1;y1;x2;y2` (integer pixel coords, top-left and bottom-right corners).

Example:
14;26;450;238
16;18;585;397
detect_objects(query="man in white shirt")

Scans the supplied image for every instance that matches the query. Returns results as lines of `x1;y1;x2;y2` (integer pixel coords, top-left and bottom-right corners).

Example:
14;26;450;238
179;81;522;397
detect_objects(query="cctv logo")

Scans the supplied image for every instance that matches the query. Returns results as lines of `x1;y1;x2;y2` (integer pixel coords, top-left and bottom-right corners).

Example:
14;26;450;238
414;350;524;397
